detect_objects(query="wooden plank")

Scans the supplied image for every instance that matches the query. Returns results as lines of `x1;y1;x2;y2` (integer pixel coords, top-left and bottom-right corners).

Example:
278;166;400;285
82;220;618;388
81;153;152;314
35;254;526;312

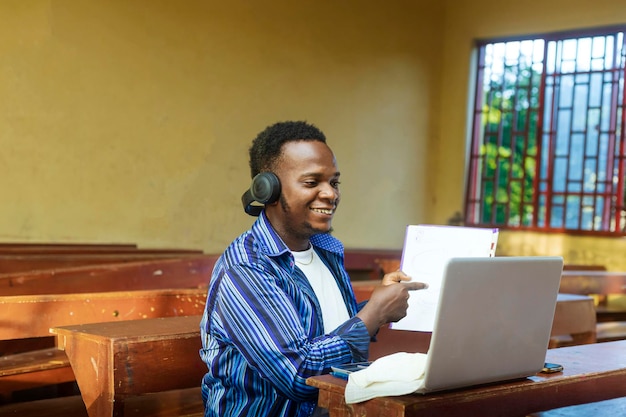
562;264;606;271
344;248;402;281
0;255;218;296
52;316;205;417
0;347;69;377
0;253;205;274
559;271;626;295
0;386;204;417
529;396;626;416
0;247;202;255
0;288;208;340
0;347;74;393
0;243;136;249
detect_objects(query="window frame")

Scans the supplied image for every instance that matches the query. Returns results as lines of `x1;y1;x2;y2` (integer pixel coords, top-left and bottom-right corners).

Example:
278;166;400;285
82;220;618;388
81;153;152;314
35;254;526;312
464;25;626;237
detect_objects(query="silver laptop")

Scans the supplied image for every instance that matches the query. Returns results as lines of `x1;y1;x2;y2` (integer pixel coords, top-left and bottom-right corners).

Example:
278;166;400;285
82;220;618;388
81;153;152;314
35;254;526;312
415;256;563;394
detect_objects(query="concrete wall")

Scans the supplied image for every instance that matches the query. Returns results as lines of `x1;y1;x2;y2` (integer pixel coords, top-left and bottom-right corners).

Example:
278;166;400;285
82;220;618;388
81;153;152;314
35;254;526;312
437;0;626;270
0;0;443;251
2;0;625;270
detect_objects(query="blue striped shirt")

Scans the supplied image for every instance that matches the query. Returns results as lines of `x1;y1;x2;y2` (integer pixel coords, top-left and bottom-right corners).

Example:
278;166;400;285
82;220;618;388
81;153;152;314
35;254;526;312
199;212;370;417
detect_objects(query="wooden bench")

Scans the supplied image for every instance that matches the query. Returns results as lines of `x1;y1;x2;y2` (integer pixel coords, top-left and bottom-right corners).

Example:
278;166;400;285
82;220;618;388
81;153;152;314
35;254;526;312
0;255;218;296
343;248;402;281
559;270;626;342
0;255;217;358
0;387;204;417
51;315;205;417
0;244;214;403
0;288;208;397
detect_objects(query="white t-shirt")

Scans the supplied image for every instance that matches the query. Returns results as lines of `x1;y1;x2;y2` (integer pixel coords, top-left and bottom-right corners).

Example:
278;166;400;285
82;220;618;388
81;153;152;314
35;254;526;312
292;246;350;333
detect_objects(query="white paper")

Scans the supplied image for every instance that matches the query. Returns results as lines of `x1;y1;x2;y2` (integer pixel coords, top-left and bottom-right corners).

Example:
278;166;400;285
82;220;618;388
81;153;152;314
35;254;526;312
390;225;498;332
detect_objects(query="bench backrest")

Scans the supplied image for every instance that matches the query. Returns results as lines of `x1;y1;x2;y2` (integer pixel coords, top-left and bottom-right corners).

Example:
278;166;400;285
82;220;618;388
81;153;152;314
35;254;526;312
0;255;218;296
343;248;402;281
0;247;202;255
0;288;208;340
560;271;626;295
0;252;206;274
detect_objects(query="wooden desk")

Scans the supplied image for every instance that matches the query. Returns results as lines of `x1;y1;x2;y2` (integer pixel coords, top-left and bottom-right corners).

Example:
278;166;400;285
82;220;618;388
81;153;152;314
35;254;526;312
51;315;205;417
307;340;626;417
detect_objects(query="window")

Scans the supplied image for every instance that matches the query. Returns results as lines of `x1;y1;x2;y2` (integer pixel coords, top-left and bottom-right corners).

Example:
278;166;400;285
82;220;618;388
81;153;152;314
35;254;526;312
465;27;626;235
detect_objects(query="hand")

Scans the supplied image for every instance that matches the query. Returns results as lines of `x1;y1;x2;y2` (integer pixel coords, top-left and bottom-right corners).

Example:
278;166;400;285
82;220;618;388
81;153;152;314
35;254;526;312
382;269;428;291
356;279;428;336
382;270;412;286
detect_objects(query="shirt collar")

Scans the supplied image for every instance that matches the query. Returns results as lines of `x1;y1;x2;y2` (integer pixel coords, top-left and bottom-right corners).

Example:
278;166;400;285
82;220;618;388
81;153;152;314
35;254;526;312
251;211;344;257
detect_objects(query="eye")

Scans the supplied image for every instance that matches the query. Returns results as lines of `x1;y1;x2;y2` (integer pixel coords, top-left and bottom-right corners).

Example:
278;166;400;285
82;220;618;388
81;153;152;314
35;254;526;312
331;180;341;189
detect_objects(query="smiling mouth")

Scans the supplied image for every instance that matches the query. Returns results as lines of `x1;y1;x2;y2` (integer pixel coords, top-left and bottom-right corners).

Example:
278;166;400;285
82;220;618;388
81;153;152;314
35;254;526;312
311;208;334;215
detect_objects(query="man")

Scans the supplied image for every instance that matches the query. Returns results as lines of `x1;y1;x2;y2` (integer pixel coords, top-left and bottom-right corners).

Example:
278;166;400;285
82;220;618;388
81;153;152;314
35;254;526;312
200;121;427;416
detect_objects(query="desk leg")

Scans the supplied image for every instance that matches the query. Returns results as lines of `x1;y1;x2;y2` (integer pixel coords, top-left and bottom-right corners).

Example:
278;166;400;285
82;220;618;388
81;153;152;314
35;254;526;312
61;336;114;417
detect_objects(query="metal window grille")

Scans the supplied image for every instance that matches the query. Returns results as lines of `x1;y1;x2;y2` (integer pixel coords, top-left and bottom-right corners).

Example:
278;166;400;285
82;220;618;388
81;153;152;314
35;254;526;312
465;27;626;235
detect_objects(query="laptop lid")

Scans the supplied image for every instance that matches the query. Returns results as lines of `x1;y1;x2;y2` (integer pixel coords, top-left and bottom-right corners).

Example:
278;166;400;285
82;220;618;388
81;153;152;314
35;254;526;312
416;256;563;394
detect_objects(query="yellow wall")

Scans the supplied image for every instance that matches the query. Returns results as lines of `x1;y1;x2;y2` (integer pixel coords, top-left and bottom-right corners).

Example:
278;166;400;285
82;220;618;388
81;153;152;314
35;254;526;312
0;0;443;251
437;0;626;270
2;0;626;269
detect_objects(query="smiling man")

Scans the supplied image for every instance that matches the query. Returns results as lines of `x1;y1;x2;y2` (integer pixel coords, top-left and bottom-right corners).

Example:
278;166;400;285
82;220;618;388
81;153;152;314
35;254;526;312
199;121;427;417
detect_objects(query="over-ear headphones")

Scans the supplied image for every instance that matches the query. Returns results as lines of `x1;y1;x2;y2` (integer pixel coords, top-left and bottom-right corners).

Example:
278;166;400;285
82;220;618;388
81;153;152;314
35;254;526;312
241;172;281;216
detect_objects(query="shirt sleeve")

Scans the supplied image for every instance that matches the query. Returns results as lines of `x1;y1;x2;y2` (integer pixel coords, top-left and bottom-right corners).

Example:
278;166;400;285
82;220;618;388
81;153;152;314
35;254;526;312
213;263;370;402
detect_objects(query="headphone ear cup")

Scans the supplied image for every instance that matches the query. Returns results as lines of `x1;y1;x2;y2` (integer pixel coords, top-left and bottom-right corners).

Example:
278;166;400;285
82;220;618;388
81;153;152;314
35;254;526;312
250;172;281;205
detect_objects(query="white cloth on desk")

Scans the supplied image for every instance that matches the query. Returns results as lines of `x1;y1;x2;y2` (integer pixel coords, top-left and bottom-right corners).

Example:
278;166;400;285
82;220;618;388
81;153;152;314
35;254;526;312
344;352;428;404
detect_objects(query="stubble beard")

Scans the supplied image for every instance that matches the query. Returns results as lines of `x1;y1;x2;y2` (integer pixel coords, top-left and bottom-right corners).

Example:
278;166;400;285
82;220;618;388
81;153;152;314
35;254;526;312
278;195;334;238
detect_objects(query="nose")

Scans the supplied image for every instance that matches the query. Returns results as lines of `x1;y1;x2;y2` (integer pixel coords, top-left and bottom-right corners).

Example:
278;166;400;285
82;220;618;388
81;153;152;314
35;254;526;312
319;182;339;201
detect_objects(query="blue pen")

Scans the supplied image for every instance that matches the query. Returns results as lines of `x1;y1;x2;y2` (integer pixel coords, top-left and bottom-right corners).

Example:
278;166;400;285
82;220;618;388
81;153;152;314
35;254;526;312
330;371;349;381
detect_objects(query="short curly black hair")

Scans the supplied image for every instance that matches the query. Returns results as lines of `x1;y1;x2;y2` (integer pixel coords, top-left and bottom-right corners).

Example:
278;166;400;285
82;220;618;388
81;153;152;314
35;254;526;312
248;121;327;178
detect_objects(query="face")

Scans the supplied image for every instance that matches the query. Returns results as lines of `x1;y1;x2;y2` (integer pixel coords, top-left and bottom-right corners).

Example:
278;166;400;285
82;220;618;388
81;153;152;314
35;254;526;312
265;140;341;251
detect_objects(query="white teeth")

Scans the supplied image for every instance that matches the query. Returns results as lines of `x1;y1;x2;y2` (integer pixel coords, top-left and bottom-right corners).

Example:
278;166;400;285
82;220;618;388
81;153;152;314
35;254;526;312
312;208;333;215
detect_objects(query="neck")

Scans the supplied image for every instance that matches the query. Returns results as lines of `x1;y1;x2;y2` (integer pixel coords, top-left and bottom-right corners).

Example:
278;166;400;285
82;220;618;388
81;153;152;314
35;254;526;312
265;213;312;251
287;240;311;252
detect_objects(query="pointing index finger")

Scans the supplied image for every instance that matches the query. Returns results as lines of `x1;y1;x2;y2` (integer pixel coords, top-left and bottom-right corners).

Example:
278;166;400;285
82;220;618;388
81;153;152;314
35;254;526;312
404;281;429;291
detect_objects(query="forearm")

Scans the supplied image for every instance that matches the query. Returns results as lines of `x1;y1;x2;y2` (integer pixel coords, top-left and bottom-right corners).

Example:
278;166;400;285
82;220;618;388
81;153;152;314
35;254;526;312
356;304;387;337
